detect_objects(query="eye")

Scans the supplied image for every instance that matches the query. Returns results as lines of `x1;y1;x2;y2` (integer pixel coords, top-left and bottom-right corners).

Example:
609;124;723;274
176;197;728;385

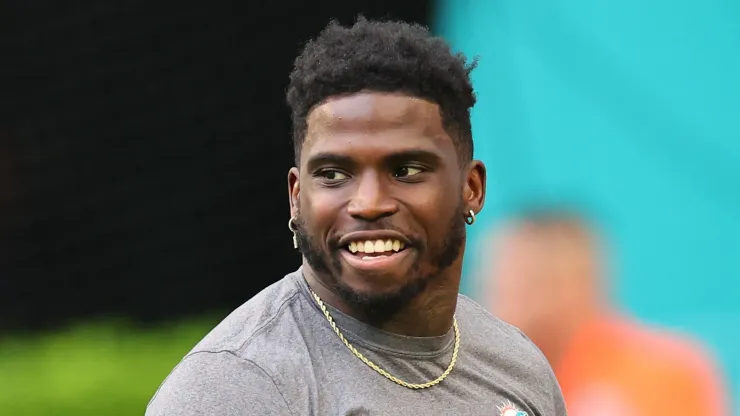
318;170;349;181
394;166;424;178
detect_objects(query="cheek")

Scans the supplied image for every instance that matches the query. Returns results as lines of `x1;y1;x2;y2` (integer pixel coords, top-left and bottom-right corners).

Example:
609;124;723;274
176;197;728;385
398;181;460;228
300;187;343;232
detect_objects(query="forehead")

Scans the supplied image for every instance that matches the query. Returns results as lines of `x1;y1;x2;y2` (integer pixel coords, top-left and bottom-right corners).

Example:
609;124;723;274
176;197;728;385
302;92;455;162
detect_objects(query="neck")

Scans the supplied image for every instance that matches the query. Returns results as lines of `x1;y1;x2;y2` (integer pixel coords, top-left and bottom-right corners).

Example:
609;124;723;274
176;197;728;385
302;261;460;337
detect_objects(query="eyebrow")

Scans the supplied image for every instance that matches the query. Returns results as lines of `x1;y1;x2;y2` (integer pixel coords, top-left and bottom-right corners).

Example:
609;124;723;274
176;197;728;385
305;149;443;171
305;153;356;172
385;149;443;166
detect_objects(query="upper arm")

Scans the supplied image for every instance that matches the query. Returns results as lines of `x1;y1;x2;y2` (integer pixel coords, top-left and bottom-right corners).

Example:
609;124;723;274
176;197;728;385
146;351;293;416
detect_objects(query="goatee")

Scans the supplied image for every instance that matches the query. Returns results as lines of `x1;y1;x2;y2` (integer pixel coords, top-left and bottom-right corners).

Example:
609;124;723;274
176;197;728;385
294;205;467;327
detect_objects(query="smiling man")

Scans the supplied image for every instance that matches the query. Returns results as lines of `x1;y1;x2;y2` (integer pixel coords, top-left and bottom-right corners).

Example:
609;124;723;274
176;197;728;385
146;18;566;416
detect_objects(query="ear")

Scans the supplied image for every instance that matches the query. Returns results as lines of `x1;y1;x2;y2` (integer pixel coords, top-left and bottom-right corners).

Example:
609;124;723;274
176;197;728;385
463;160;486;216
288;167;300;217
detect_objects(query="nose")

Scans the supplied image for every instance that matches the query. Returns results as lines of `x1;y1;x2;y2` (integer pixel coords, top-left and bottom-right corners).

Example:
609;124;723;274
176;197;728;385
347;171;398;221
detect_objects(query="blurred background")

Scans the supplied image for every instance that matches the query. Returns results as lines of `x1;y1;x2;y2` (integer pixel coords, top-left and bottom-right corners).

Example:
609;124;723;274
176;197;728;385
1;1;737;415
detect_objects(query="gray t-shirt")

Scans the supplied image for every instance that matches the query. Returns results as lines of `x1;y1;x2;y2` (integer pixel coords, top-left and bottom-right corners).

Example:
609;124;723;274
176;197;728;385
146;268;566;415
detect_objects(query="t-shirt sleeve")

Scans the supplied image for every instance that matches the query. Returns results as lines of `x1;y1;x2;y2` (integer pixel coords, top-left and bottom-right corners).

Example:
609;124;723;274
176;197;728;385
510;323;569;416
145;351;294;416
550;373;568;416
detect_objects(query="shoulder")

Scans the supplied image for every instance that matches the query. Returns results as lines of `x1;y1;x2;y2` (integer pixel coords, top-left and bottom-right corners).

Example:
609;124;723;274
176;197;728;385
146;351;294;416
457;294;550;363
456;295;567;415
147;270;308;415
189;271;305;356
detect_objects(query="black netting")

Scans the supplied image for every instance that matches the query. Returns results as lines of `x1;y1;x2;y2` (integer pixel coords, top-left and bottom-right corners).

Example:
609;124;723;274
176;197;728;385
0;1;432;332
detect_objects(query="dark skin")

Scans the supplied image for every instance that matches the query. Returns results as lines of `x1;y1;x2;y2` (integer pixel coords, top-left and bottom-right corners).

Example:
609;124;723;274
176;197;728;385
288;92;486;337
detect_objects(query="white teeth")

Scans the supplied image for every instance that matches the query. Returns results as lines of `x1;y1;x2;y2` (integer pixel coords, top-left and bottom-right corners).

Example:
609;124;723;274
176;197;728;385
347;239;406;253
364;241;374;253
374;240;384;252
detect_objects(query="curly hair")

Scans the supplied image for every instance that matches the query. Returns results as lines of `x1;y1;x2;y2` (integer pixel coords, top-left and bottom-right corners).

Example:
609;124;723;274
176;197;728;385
286;17;478;166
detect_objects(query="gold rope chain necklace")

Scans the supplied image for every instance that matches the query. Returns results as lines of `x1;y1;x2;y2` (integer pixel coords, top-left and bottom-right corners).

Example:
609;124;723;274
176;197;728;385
309;289;460;389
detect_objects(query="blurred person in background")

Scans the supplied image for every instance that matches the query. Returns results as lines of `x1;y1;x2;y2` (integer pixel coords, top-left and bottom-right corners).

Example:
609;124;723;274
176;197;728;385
482;209;728;416
146;18;566;416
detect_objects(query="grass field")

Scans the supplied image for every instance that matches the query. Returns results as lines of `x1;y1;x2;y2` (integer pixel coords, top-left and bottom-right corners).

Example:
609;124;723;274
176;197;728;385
0;317;219;415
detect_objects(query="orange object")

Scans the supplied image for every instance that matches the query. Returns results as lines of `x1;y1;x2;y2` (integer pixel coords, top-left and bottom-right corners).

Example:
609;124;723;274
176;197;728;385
556;315;728;416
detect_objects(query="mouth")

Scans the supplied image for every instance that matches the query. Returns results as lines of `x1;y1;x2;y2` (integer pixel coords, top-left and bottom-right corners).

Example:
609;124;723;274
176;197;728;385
346;238;407;259
338;233;412;272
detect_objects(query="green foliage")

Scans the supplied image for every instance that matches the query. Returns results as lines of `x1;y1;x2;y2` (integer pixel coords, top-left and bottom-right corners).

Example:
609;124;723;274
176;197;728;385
0;318;218;415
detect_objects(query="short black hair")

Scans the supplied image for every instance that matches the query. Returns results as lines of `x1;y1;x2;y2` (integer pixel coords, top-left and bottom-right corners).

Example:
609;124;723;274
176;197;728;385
286;17;478;166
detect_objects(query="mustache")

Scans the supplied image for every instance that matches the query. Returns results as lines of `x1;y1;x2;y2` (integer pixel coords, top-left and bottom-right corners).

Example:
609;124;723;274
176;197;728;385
293;215;426;251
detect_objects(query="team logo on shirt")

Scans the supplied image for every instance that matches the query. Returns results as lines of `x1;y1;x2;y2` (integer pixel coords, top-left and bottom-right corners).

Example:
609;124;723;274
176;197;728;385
497;401;528;416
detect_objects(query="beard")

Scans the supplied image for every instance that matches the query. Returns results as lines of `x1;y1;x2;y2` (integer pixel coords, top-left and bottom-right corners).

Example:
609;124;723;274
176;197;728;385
294;204;467;327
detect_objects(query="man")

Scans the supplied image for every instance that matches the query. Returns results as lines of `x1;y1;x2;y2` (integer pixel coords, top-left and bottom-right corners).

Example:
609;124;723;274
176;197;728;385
484;210;728;416
147;18;566;416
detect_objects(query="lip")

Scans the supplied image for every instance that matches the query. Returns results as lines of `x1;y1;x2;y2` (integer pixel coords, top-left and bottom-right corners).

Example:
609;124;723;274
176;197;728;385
340;248;412;272
337;230;411;247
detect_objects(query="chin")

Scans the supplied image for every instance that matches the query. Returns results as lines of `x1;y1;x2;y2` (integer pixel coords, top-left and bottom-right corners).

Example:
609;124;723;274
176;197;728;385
333;275;427;325
336;267;430;310
337;269;411;297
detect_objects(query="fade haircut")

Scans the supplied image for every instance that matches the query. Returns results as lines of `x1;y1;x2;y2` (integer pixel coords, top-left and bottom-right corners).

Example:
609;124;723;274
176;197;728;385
286;17;477;166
